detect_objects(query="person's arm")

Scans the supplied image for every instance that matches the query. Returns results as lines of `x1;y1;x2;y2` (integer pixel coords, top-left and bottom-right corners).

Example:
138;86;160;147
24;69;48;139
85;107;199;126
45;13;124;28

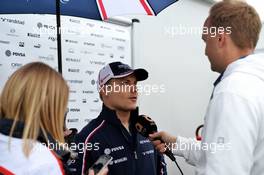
150;132;201;166
172;136;201;166
197;92;259;175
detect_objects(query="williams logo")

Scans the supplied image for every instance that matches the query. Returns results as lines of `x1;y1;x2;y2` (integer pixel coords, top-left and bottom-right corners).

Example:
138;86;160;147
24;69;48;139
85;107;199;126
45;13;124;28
5;50;25;57
27;33;40;38
0;17;25;25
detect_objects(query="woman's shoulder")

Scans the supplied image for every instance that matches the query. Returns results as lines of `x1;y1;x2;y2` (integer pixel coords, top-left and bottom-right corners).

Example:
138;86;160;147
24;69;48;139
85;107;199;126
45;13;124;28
0;134;65;175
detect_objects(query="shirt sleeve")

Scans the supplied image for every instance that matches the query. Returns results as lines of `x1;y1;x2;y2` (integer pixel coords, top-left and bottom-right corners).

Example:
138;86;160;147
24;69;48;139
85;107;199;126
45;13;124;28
172;136;202;166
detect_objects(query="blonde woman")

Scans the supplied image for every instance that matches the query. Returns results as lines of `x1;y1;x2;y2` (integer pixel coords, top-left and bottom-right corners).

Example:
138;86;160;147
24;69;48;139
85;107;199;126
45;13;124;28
0;62;107;175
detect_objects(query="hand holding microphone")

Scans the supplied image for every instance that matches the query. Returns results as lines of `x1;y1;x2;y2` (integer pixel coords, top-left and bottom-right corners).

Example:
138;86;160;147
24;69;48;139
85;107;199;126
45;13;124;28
135;115;183;175
135;115;176;161
149;131;177;155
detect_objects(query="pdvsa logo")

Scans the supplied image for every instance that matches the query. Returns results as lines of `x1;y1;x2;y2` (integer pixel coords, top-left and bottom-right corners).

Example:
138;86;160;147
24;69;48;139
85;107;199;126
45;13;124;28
5;50;26;57
5;50;11;57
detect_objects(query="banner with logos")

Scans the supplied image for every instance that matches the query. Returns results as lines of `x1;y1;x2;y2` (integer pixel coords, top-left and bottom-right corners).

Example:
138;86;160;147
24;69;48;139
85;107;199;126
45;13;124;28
0;14;132;131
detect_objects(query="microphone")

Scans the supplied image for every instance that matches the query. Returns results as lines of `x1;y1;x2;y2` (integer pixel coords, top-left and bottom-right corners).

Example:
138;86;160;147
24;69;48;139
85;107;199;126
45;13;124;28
135;115;176;161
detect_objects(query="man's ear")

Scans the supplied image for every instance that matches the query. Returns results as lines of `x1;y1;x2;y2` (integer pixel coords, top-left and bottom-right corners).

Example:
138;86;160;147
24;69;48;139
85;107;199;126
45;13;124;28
217;33;226;48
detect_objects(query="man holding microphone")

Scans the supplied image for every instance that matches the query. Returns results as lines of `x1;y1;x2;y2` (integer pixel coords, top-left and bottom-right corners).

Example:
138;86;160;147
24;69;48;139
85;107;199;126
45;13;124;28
150;1;264;175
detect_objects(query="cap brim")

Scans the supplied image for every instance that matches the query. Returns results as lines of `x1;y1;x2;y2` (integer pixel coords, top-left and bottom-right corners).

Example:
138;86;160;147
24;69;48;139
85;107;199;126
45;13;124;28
133;68;148;81
112;68;148;81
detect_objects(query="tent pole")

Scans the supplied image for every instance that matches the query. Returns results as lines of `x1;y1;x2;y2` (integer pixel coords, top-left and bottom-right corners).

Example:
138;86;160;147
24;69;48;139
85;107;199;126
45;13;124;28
56;0;62;73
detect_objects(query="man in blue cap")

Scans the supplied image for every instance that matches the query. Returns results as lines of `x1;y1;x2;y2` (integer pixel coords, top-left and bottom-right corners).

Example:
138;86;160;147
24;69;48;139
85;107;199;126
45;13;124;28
74;61;167;175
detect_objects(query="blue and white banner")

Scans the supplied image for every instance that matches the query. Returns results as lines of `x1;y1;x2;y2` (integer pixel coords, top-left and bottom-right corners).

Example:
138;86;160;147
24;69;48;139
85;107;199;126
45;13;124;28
0;14;132;131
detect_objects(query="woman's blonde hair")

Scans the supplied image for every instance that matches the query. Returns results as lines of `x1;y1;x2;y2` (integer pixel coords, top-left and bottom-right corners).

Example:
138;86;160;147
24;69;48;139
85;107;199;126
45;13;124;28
0;62;69;156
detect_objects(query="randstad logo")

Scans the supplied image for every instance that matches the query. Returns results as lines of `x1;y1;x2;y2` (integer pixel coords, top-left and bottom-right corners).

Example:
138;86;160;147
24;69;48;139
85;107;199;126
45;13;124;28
0;17;25;25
